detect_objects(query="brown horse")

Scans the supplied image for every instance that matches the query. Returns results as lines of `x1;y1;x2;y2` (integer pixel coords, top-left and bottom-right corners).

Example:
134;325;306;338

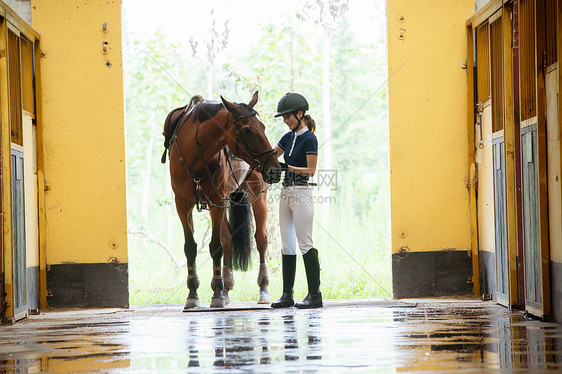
163;92;281;309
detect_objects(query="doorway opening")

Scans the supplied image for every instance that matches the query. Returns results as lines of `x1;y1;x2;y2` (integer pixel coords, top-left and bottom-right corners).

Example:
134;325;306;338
122;0;391;305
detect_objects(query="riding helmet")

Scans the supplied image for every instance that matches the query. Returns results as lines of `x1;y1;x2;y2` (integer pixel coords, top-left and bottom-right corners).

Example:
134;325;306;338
274;92;309;117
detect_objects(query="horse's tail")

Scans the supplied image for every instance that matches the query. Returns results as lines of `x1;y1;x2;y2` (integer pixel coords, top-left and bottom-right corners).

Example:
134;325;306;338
161;95;205;163
229;189;252;272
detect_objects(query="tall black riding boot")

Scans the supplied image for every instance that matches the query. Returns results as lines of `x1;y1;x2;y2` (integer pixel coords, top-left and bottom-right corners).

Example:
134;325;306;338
295;248;323;309
271;255;297;308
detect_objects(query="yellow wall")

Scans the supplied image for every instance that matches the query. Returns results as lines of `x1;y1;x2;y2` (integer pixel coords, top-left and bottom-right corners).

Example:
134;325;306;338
387;0;474;254
30;0;127;265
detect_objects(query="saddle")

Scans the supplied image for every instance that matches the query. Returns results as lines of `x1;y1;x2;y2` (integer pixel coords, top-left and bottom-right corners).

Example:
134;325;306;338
161;95;204;163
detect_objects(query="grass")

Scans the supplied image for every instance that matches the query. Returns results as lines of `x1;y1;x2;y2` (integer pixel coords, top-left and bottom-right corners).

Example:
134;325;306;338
129;185;392;305
128;231;391;306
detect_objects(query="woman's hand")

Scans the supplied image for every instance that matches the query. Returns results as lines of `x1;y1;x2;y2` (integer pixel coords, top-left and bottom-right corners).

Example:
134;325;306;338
287;154;317;176
279;162;289;171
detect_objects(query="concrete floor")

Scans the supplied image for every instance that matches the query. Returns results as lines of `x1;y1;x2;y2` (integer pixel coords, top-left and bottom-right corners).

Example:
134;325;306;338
1;299;561;373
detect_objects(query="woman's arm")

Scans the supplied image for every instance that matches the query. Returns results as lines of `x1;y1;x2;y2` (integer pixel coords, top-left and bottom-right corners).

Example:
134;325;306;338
288;154;317;177
274;145;284;158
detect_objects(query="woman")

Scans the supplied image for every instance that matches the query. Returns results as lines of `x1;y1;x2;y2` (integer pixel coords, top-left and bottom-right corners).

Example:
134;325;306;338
271;92;322;309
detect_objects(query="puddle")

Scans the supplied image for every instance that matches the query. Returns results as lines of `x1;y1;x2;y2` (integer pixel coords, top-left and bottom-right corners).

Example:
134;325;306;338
0;302;560;372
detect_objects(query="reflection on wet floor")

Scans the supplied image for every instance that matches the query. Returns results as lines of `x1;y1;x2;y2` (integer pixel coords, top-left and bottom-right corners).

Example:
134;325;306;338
0;300;561;373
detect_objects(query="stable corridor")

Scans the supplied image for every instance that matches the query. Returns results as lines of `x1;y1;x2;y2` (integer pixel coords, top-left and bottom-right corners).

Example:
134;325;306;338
1;299;561;372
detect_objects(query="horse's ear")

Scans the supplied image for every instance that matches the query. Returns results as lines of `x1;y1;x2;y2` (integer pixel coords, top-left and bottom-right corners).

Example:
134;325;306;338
220;96;238;114
248;91;258;108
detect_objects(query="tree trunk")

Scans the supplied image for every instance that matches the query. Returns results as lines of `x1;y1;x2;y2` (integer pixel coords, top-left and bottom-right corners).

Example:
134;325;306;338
290;36;295;91
140;124;155;220
166;160;174;254
207;64;214;97
321;31;331;243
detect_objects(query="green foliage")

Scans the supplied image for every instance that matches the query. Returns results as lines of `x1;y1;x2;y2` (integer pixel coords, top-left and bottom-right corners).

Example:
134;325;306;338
123;0;391;305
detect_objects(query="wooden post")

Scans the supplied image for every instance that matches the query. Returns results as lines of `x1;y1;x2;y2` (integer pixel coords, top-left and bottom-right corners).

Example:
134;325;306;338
534;0;552;317
34;39;46;310
467;24;480;297
502;4;519;308
0;18;14;321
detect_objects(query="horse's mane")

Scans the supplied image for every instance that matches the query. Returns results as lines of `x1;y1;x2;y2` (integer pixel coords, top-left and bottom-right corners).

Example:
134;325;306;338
191;101;224;122
191;101;258;123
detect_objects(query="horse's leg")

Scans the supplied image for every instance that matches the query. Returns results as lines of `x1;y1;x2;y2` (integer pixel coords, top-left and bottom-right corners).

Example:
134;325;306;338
176;196;200;310
252;192;270;304
219;206;235;299
209;207;230;308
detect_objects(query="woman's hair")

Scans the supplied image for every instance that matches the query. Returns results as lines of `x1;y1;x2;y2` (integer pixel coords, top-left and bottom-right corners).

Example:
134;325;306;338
303;114;316;133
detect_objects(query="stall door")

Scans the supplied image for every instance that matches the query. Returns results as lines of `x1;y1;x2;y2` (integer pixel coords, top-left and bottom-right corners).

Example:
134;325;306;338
492;137;508;304
516;0;553;319
11;149;26;320
521;123;543;315
489;13;510;306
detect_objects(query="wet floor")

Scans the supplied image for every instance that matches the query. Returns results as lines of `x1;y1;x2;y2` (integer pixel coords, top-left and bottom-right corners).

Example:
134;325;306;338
1;299;561;373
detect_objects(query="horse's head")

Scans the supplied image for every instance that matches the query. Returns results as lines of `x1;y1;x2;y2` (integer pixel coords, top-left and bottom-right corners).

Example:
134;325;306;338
221;92;281;184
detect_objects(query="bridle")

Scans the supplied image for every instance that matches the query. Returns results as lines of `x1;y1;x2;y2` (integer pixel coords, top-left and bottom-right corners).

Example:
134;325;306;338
171;105;275;211
231;112;276;173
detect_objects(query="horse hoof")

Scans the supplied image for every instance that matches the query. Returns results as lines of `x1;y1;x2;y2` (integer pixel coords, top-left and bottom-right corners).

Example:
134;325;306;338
220;290;231;306
258;292;271;304
210;296;226;308
183;298;201;311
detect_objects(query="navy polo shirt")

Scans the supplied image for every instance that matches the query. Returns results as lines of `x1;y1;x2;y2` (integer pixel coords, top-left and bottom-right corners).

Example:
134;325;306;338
278;127;318;185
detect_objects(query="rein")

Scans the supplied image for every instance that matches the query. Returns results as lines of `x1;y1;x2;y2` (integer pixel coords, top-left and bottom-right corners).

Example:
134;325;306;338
170;105;274;211
193;120;225;210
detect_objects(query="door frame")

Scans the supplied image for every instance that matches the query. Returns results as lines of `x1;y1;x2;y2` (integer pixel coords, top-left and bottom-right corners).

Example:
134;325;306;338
528;0;551;318
0;9;42;323
467;2;520;307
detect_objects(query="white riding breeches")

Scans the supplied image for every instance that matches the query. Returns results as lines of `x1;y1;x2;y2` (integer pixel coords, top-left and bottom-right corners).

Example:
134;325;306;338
279;186;315;255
